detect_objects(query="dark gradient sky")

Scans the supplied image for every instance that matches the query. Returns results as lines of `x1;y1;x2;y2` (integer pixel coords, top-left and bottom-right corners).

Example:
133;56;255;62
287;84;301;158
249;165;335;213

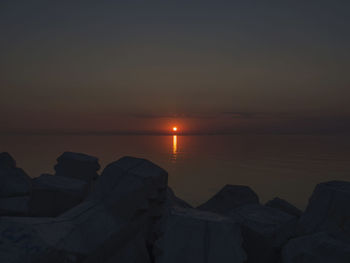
1;1;350;134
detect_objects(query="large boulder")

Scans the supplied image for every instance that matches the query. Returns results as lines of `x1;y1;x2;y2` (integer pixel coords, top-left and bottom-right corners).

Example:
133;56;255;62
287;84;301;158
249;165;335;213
0;152;16;169
0;156;168;263
83;233;151;263
0;201;144;263
90;156;168;252
197;185;259;215
229;204;298;263
282;232;350;263
154;207;246;263
153;187;193;247
54;152;100;187
0;168;31;197
265;197;302;217
29;174;88;217
0;196;29;216
298;181;350;235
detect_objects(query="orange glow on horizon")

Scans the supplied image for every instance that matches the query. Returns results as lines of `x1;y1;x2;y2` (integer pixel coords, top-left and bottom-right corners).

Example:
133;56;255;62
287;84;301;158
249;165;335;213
172;127;178;132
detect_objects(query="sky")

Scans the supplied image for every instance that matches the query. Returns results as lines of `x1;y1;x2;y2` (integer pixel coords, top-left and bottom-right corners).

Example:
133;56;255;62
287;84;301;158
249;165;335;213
1;0;350;134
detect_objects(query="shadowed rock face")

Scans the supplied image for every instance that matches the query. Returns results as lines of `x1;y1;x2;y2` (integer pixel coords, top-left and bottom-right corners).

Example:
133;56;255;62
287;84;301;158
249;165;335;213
29;174;88;217
0;152;16;169
0;152;349;263
229;204;298;263
282;232;350;263
0;196;30;216
0;156;168;263
298;181;350;236
54;152;100;187
154;207;246;263
0;168;31;197
92;156;169;254
265;197;303;217
0;153;31;216
197;185;259;215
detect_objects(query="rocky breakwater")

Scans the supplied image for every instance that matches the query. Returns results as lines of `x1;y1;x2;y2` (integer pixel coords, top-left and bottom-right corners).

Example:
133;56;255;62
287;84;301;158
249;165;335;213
0;151;349;263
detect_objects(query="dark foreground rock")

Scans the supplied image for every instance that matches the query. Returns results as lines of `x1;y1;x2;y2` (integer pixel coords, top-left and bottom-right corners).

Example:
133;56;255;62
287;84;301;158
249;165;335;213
89;156;168;252
266;197;303;217
0;196;29;216
29;174;88;217
0;168;31;197
0;152;348;263
0;153;31;217
229;204;298;263
0;156;167;263
0;152;16;169
197;184;259;215
282;232;350;263
154;207;246;263
54;152;100;188
298;181;350;235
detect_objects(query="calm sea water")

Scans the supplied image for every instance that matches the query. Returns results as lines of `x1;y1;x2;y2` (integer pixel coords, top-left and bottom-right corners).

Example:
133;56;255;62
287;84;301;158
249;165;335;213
1;134;350;209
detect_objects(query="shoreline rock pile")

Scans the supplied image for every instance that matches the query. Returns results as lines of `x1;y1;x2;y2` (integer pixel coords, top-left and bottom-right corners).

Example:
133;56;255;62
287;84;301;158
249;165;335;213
0;151;349;263
0;152;31;216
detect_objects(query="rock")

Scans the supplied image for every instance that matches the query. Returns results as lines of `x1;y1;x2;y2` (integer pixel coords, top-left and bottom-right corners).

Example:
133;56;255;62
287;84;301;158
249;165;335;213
265;197;302;217
298;181;350;235
29;174;88;217
153;187;193;246
54;152;100;187
90;156;168;251
0;196;29;216
0;153;31;198
229;204;298;263
0;152;16;169
197;184;259;215
0;168;31;197
90;156;168;217
154;207;246;263
166;187;192;209
0;202;138;263
83;233;151;263
0;156;168;263
282;232;350;263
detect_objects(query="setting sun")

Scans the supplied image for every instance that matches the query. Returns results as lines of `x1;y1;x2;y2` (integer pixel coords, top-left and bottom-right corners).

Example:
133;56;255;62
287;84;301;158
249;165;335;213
172;127;178;132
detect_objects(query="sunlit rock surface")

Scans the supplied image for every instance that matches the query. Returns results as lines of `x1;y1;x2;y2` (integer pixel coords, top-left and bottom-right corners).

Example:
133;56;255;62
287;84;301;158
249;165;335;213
197;184;259;215
29;174;88;217
229;204;298;263
54;152;100;187
265;197;302;217
282;232;350;263
155;207;246;263
298;181;350;235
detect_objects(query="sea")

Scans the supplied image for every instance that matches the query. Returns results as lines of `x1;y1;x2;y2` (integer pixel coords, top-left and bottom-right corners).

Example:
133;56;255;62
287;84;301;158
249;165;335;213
1;134;350;209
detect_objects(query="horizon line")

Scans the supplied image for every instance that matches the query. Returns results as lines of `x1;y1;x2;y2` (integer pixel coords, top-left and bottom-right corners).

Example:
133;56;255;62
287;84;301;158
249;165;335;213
1;130;350;136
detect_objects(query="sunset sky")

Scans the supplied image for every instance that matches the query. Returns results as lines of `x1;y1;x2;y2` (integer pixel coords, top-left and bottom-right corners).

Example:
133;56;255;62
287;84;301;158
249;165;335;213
1;1;350;134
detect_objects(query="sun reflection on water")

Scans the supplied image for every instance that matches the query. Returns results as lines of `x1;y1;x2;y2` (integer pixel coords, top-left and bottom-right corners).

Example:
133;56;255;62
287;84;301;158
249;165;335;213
171;135;177;161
